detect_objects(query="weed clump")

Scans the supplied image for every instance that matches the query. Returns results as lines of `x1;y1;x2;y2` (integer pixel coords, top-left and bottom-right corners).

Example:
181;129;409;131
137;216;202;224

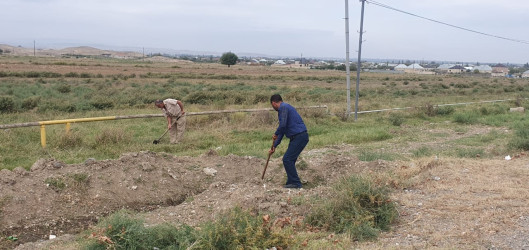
305;176;398;241
84;208;294;249
57;132;83;149
0;96;15;113
388;113;404;126
94;128;130;145
84;210;196;250
196;207;293;249
45;177;66;191
509;122;529;150
453;111;479;124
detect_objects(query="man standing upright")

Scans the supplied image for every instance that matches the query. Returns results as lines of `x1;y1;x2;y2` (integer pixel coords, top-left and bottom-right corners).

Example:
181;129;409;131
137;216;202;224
269;94;309;188
155;98;186;144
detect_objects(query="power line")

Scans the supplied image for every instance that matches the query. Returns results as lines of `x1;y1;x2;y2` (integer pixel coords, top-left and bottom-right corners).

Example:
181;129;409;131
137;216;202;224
366;0;529;45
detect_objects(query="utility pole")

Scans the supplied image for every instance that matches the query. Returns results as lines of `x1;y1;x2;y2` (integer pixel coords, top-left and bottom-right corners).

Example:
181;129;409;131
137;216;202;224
355;0;366;121
345;0;351;118
33;40;36;57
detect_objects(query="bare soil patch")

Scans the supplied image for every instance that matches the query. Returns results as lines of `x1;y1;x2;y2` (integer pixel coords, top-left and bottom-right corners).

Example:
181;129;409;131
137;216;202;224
2;145;529;249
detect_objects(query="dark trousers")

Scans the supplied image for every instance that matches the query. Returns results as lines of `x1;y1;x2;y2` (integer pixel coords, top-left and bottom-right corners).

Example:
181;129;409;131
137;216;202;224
283;132;309;187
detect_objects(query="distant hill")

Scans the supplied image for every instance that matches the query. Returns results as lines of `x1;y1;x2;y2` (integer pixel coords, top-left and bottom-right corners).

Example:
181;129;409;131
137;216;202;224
0;44;142;58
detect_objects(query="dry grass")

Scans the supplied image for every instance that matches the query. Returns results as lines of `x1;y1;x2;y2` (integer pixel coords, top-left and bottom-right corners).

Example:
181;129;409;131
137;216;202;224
358;156;529;248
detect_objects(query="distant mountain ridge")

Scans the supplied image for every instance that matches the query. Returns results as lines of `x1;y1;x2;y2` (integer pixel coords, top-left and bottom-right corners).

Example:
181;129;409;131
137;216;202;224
0;44;142;58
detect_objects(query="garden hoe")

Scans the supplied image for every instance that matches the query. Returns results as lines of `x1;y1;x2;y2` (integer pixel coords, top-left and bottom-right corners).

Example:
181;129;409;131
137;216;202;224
261;140;275;179
153;128;170;144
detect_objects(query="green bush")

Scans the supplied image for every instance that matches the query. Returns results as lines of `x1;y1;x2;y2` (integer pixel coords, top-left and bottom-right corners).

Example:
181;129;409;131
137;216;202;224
21;96;40;110
388;113;404;126
305;176;397;241
0;96;15;113
479;104;506;115
91;99;114;110
84;210;196;250
196;207;293;249
453;112;479;124
84;208;293;250
56;84;71;93
509;123;529;150
436;105;455;116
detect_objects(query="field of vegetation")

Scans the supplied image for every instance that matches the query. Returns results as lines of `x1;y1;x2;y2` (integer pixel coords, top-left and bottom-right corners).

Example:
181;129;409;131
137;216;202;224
2;55;529;248
2;56;529;169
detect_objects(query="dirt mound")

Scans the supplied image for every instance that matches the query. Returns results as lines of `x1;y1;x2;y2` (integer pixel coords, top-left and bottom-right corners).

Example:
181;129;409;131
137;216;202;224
1;145;373;248
3;145;529;249
1;152;209;243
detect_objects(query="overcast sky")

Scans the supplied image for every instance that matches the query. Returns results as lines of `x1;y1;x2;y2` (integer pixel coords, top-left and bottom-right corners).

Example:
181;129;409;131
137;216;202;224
1;0;528;64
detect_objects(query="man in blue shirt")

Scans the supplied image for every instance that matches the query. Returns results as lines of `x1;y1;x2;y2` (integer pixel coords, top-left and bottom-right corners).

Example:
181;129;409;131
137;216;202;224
269;94;309;188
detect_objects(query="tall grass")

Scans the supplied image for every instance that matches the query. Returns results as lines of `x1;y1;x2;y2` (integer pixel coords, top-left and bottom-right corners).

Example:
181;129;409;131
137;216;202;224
195;207;294;249
509;121;529;150
84;210;196;250
305;176;398;241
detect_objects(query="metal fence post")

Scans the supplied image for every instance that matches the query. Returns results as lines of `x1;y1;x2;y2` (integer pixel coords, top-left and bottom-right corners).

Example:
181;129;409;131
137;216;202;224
40;125;46;148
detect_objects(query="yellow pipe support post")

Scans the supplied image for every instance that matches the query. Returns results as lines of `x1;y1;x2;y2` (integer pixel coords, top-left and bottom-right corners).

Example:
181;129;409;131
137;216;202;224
37;116;118;148
40;125;46;148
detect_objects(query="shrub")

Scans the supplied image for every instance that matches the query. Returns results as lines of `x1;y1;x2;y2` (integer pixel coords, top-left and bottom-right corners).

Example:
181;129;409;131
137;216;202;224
388;113;404;126
196;207;293;249
421;103;437;117
453;112;479;124
64;72;80;78
509;123;529;150
57;131;83;149
56;84;71;93
94;128;130;145
479;104;506;116
91;99;114;110
21;96;40;110
0;96;15;113
305;176;398;241
436;105;455;116
84;210;196;250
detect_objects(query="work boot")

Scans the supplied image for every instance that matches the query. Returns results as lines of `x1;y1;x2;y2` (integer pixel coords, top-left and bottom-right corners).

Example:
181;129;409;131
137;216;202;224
283;184;301;189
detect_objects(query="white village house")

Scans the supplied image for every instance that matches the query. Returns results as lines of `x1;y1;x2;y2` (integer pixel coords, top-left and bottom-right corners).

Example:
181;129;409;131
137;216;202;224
522;70;529;78
394;64;408;71
473;65;493;73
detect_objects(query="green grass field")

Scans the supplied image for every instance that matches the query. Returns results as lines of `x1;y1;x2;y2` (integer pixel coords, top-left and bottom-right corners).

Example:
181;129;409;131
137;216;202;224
1;56;529;169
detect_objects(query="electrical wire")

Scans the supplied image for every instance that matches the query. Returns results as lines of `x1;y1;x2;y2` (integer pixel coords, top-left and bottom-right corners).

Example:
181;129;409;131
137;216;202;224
366;0;529;45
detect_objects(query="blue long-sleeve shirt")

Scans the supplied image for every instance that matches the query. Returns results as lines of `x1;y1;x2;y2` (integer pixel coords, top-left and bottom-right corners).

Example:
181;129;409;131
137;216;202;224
274;102;307;148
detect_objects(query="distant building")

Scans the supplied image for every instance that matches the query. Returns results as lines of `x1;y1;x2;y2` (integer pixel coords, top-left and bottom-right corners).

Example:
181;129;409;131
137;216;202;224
492;64;509;77
448;65;465;74
522;70;529;78
404;63;425;73
473;65;493;73
437;64;456;73
394;64;408;71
